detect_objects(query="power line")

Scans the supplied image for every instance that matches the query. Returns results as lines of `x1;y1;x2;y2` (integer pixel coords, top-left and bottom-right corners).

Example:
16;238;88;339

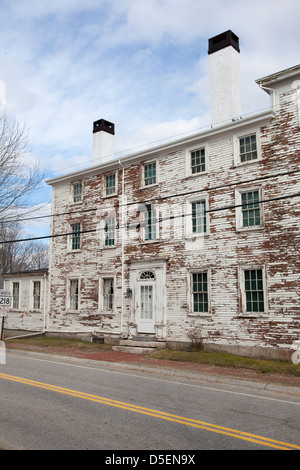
0;191;299;245
1;167;299;225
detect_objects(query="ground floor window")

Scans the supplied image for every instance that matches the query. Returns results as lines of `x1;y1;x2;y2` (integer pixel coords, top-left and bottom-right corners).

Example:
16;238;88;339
33;281;41;310
99;276;115;313
244;269;265;313
12;282;20;309
69;279;79;311
192;272;209;313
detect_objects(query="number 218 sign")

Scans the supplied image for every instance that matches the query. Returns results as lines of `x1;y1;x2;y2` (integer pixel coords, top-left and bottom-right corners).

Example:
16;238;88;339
0;290;11;308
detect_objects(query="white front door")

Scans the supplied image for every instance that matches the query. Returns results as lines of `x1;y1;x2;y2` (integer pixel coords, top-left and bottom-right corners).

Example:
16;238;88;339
138;281;155;334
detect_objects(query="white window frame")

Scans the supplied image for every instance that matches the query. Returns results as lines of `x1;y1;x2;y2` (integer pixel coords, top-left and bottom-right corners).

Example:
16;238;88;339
102;216;117;248
186;143;208;177
233;130;261;166
235;186;264;231
68;222;82;251
71;180;83;204
104;171;118;197
67;277;80;313
99;275;116;314
185;195;209;238
30;279;42;311
239;266;268;316
12;281;20;310
141;204;159;242
141;159;159;188
188;269;211;316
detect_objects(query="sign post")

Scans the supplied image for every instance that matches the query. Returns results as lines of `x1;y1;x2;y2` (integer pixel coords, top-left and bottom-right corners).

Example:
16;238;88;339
0;290;11;341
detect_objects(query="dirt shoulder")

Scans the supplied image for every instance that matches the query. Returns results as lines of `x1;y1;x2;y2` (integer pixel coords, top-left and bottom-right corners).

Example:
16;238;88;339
6;342;300;390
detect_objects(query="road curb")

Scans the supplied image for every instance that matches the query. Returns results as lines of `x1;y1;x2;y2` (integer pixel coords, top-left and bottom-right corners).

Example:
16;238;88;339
6;348;300;398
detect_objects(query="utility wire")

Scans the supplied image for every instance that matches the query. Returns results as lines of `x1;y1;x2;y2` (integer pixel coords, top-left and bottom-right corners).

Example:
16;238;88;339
0;191;299;245
1;167;299;225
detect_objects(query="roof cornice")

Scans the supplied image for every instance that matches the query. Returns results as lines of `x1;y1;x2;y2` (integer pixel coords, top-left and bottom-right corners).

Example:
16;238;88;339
46;109;275;185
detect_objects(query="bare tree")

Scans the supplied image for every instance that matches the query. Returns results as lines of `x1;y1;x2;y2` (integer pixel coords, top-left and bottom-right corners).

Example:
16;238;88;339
0;222;49;286
0;110;44;219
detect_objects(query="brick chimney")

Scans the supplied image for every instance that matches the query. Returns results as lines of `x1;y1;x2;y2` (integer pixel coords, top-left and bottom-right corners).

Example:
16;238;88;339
208;30;242;127
92;119;115;165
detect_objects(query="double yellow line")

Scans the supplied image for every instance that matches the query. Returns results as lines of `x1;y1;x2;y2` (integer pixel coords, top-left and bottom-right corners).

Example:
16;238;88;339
0;372;299;450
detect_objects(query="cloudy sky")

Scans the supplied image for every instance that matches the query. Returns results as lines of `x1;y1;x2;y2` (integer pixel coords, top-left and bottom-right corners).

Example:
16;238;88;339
1;0;300;236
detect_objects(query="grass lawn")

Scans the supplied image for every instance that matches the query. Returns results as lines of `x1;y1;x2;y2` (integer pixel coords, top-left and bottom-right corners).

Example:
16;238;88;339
5;337;300;378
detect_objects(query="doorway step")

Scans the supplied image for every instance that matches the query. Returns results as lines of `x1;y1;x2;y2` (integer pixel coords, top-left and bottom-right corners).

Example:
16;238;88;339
112;336;166;355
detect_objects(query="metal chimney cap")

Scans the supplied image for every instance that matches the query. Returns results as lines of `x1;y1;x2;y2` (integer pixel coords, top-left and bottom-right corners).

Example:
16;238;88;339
93;119;115;135
208;30;240;55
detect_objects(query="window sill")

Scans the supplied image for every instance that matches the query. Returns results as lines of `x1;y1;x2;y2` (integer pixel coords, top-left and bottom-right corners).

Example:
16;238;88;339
102;192;118;199
69;201;83;206
139;182;159;190
236;226;264;233
188;313;211;318
67;249;82;254
185;234;209;240
238;313;268;318
141;239;160;245
185;171;208;179
98;311;115;315
234;158;261;168
101;244;117;250
66;310;80;314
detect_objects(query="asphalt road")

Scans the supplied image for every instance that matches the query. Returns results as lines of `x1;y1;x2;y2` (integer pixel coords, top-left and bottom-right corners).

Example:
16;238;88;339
0;349;299;452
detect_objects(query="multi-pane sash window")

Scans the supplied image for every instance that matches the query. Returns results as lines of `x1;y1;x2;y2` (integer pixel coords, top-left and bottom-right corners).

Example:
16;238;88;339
241;190;260;227
33;281;41;310
191;148;205;174
104;218;115;246
71;223;81;250
239;134;257;162
244;269;265;313
103;278;114;311
192;200;206;233
105;173;116;195
192;272;208;313
12;282;20;309
69;279;79;311
144;205;156;241
73;182;82;202
144;161;156;186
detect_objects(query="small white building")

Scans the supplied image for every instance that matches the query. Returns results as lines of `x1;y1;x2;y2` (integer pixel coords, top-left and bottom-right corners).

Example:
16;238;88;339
3;269;48;336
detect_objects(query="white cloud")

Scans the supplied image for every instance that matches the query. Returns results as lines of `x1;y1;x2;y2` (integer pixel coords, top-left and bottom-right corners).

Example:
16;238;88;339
0;0;299;197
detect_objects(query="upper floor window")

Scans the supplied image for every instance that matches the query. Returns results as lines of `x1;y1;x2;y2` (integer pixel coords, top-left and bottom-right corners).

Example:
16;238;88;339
72;182;82;203
191;148;205;174
241;190;261;228
236;187;263;230
139;204;157;241
239;134;258;163
192;200;207;234
70;223;81;250
143;161;157;186
105;173;116;196
104;217;116;246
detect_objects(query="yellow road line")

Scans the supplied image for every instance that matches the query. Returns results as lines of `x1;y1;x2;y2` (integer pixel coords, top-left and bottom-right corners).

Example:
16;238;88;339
0;372;299;450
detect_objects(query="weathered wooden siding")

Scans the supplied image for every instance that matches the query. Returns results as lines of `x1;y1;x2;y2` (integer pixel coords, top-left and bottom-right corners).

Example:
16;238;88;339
47;76;300;356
